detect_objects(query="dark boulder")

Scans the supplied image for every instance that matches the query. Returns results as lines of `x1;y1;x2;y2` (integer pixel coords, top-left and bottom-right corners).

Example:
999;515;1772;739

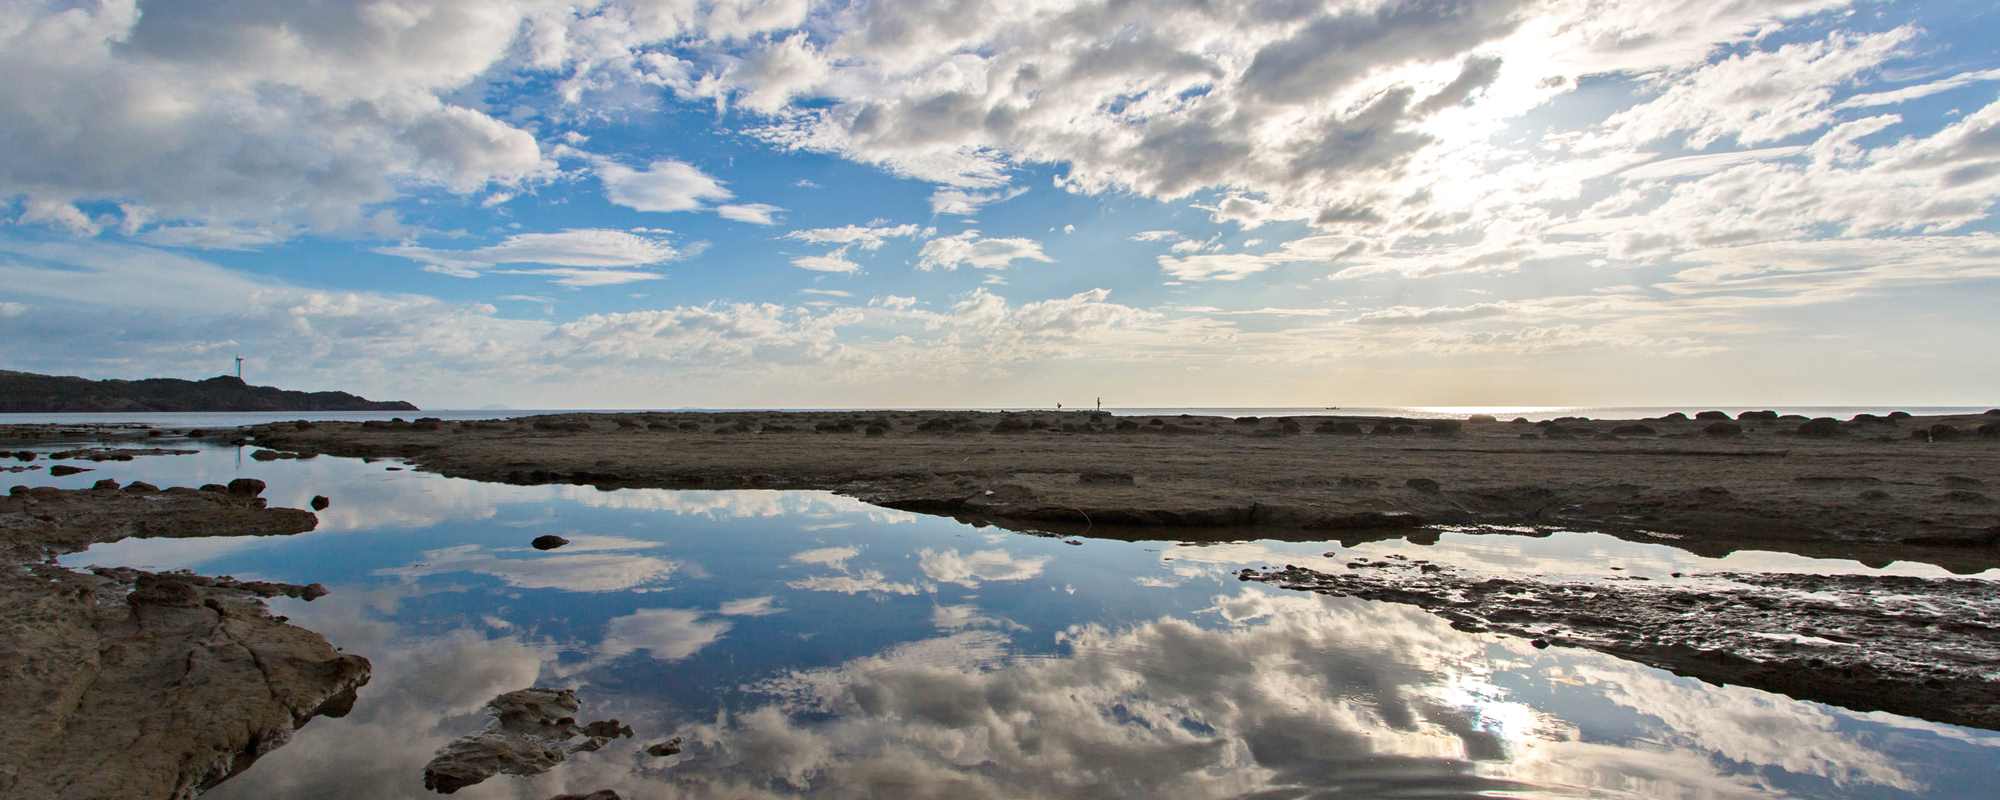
49;465;89;476
123;481;159;493
1886;411;1912;420
1795;418;1843;437
1695;410;1730;420
1737;410;1779;421
1704;422;1743;437
1657;412;1690;422
90;479;119;490
1234;416;1261;425
531;535;570;550
645;738;684;757
311;495;331;510
1850;413;1891;424
1467;414;1497;423
226;478;266;497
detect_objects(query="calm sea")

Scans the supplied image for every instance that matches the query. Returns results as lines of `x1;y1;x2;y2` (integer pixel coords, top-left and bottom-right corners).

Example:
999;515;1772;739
1;404;1992;428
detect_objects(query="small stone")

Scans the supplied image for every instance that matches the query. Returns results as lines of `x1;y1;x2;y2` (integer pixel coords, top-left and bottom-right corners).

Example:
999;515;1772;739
532;535;571;551
310;495;331;510
1531;638;1550;649
645;737;683;757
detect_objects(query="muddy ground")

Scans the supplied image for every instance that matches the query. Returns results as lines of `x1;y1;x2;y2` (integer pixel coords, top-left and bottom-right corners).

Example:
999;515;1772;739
239;409;2000;572
0;482;369;799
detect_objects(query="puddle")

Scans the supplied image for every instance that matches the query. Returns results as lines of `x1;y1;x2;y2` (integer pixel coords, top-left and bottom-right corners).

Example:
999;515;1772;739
20;444;2000;798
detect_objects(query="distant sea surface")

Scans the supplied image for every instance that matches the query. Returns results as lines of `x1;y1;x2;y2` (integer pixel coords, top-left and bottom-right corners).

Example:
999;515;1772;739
1;404;1992;428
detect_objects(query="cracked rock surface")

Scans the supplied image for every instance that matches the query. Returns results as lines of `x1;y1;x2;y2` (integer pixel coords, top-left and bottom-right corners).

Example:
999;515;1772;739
0;483;369;799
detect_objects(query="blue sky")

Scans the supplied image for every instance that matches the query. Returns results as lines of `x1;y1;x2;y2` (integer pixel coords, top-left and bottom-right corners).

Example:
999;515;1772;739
2;0;1998;408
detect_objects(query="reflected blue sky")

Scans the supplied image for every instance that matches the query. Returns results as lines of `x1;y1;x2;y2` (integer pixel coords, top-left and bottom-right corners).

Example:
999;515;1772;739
18;444;2000;798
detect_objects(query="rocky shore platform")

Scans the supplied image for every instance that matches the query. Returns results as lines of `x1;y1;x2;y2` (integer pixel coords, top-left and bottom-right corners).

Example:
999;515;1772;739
244;408;2000;571
0;481;369;798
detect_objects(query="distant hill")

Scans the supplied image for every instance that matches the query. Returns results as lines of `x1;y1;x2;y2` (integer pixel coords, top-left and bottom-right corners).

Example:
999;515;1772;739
0;371;418;412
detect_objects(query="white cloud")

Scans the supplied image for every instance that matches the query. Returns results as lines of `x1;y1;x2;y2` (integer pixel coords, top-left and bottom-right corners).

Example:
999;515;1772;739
380;229;681;282
378;539;678;593
785;223;920;251
1349;303;1512;326
916;548;1049;587
916;230;1052;271
790;249;861;273
930;186;1028;216
600;608;731;661
1834;67;2000;110
596;158;735;213
717;203;786;225
0;1;549;235
719;596;784;617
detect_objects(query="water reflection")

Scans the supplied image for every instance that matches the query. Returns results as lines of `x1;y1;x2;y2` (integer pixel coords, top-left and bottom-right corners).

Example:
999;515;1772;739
22;445;2000;798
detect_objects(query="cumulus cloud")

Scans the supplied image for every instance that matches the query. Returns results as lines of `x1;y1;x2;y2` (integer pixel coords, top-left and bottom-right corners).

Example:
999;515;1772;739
596;158;736;213
916;549;1049;588
916;231;1053;271
0;0;549;236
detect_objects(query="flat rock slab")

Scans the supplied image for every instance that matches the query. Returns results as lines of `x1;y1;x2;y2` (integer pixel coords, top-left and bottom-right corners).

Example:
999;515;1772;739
1240;561;2000;730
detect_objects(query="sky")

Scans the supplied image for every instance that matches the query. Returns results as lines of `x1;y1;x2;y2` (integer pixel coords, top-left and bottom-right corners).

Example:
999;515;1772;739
2;0;1998;409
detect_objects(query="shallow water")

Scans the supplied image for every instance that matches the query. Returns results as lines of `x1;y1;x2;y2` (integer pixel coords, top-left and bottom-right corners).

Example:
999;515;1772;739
21;444;2000;799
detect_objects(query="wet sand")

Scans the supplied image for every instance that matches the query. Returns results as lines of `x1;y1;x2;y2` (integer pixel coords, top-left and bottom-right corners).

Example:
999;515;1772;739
0;482;369;798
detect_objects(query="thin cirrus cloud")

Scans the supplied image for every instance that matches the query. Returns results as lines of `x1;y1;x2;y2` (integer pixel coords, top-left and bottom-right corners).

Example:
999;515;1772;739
378;229;682;286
